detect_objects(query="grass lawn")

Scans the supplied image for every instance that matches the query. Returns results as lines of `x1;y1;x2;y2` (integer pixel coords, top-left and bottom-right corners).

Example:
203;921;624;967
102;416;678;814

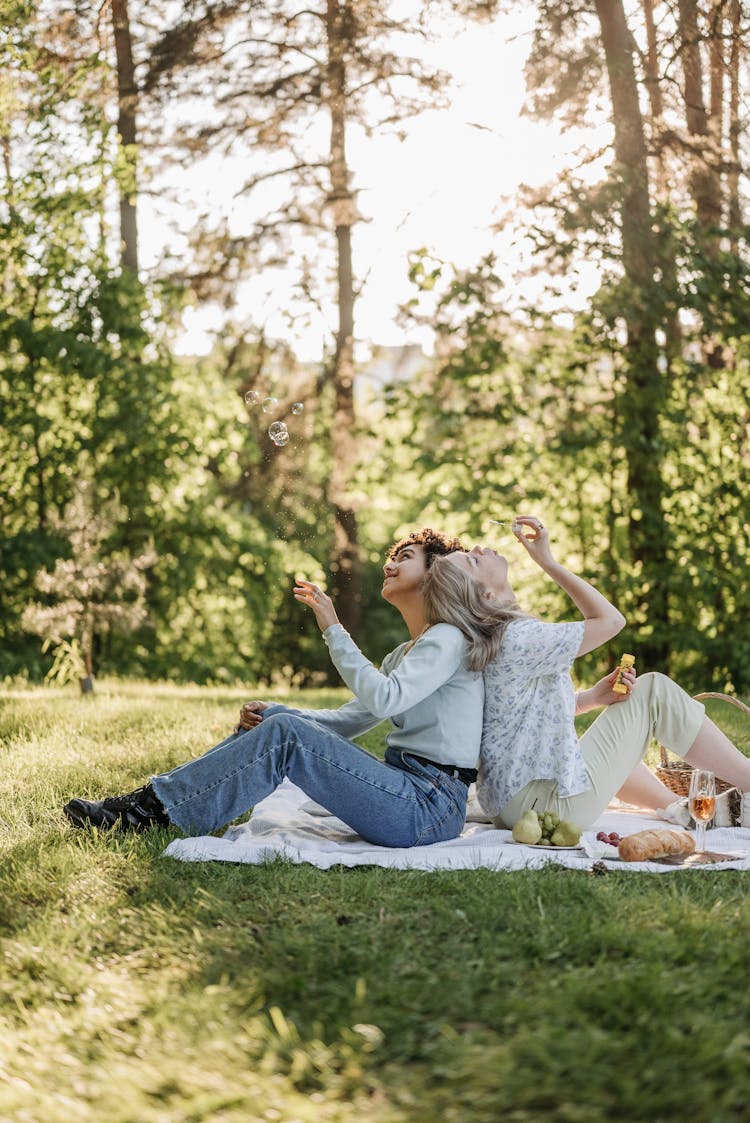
1;682;749;1123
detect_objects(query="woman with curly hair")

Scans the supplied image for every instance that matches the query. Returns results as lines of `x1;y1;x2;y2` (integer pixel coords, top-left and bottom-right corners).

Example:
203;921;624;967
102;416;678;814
63;528;485;848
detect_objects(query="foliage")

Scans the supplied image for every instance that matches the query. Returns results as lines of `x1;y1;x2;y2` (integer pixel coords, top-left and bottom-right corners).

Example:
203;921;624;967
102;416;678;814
22;483;157;684
135;0;460;634
40;637;88;688
2;0;750;693
366;0;750;689
139;0;448;279
382;238;750;690
0;1;330;685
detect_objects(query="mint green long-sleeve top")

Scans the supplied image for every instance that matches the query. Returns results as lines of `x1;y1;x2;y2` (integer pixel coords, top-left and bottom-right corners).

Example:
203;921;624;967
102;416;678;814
276;621;482;768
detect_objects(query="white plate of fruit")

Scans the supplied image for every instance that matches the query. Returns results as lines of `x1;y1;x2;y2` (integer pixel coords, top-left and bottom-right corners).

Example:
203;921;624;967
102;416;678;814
510;809;583;849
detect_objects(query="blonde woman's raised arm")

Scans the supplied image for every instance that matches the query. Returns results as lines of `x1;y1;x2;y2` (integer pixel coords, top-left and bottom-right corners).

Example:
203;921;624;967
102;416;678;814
512;516;625;656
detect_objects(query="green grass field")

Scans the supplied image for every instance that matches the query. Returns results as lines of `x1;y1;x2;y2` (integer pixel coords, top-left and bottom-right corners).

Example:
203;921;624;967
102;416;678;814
1;682;749;1123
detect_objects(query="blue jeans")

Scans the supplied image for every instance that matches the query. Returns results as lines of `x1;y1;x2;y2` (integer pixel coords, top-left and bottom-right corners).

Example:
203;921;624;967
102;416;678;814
151;710;469;847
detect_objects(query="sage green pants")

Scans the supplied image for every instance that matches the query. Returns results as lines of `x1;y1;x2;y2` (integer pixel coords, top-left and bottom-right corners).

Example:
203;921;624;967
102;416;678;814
495;672;705;829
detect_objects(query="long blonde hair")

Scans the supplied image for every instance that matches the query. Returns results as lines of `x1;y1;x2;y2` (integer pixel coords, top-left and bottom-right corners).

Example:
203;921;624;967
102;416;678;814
422;554;528;672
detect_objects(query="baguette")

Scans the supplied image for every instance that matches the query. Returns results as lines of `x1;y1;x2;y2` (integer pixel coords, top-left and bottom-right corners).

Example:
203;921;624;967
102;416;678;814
617;829;696;863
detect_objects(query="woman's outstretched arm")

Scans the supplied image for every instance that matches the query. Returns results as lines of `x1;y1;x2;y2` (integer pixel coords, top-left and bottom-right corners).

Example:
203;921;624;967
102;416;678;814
512;516;625;656
293;578;467;719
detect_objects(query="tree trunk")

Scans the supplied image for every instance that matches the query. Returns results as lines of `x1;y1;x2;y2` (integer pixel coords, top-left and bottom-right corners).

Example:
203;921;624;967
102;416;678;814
641;0;665;169
81;609;96;689
594;0;669;668
110;0;139;274
2;128;14;217
727;0;742;240
676;0;722;232
21;354;48;530
325;0;361;638
641;0;682;358
2;117;17;306
678;0;727;366
708;0;724;133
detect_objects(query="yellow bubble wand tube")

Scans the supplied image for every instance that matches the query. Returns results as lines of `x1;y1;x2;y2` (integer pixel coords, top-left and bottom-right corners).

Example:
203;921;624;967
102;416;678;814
612;653;635;694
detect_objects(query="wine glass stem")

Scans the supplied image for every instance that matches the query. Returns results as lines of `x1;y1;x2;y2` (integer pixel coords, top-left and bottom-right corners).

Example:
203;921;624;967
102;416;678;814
695;820;706;853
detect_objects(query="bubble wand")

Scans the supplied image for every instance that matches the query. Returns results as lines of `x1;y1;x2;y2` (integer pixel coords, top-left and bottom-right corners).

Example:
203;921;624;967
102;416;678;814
488;519;520;531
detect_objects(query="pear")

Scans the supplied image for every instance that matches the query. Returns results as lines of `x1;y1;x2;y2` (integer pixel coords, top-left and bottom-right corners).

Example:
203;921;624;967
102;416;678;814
550;820;582;847
512;809;543;845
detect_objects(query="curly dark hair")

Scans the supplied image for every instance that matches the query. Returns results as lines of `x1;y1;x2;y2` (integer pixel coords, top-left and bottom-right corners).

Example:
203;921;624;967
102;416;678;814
387;527;467;569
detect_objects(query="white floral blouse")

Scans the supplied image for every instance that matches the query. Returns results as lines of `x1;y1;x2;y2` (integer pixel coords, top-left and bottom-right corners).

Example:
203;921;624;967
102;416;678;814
477;617;588;816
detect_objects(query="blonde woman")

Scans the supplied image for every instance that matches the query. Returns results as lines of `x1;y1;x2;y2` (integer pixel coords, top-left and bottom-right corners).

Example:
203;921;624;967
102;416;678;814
422;516;750;830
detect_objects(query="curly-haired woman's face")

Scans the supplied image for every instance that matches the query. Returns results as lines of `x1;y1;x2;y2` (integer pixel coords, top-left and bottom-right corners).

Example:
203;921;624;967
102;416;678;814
381;543;428;605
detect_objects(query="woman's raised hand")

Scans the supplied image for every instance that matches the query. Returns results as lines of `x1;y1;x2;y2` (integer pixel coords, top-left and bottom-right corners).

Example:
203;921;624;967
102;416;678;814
511;515;626;655
294;578;340;632
512;515;554;565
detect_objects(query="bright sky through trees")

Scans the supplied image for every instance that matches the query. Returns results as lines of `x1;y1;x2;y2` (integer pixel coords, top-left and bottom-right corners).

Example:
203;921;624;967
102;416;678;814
139;5;608;360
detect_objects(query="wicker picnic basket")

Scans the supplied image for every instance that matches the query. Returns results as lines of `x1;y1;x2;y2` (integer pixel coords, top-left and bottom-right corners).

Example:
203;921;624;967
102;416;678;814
656;691;750;798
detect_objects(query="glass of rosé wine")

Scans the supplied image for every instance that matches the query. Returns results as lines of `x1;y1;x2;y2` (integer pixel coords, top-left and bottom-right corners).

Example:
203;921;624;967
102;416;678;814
688;769;716;853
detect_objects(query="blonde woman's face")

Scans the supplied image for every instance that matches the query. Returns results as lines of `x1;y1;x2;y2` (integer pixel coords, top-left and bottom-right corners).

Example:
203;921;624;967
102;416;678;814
446;545;510;599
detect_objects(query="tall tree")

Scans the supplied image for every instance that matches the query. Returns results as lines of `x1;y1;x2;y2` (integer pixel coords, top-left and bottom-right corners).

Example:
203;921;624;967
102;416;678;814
109;0;140;272
486;0;750;670
0;0;272;686
593;0;669;665
138;0;447;636
325;0;359;626
727;0;742;240
676;0;722;236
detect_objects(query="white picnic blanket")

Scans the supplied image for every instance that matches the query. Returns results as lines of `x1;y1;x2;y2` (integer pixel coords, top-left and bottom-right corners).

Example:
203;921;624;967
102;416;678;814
163;780;750;872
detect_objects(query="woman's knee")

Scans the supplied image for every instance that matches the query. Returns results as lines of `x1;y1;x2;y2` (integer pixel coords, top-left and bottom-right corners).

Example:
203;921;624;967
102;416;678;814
260;711;304;735
630;670;666;702
257;712;318;754
636;671;683;697
631;671;694;719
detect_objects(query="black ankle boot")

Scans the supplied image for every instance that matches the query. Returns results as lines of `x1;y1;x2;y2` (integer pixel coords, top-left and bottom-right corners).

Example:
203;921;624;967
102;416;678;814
64;783;170;832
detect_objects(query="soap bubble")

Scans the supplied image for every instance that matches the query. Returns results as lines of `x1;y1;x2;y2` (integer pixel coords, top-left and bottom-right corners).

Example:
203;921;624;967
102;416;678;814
291;402;304;415
268;421;289;446
262;397;278;413
244;390;260;405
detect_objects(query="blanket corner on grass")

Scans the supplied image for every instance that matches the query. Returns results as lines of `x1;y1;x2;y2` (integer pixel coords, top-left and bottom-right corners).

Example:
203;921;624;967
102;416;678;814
162;779;750;872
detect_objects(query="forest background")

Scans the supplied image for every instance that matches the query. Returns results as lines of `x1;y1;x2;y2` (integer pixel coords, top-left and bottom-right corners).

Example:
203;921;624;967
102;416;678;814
1;0;749;694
